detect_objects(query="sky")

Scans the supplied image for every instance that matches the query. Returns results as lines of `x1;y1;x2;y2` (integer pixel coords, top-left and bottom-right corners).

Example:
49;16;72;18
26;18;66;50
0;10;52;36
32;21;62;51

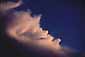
7;0;84;52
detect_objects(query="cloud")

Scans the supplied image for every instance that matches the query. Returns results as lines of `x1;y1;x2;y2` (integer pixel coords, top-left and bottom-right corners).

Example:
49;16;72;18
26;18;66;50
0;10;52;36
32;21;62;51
0;0;22;12
0;0;83;57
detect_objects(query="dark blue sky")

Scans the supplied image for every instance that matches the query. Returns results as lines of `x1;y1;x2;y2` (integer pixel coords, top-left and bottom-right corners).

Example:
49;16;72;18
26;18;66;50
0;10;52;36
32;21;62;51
11;0;84;52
